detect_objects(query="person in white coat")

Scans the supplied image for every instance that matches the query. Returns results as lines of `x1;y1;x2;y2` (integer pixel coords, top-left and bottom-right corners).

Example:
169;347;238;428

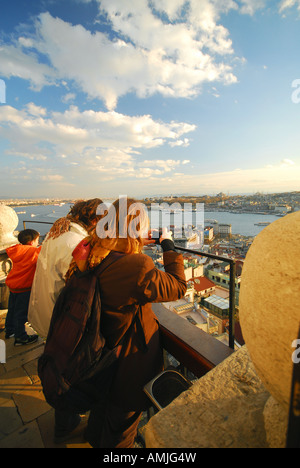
28;199;103;340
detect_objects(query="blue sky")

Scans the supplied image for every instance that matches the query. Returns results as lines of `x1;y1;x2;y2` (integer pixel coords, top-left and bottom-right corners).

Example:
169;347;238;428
0;0;300;199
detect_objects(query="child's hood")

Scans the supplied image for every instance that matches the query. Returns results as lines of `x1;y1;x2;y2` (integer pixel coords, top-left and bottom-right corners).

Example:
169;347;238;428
6;244;36;263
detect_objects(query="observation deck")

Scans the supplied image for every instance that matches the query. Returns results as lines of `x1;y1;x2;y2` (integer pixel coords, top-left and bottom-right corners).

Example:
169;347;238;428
0;212;299;448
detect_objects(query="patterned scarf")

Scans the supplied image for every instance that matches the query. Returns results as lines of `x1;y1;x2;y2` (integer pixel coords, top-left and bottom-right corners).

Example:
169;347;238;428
65;235;142;281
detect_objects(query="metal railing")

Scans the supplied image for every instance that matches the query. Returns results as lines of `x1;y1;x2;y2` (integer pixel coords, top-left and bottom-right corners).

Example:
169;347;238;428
23;220;53;229
18;220;300;446
174;245;236;349
23;220;236;349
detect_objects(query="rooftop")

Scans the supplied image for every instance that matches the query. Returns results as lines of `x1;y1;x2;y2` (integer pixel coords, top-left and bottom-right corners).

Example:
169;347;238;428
188;276;215;293
203;295;229;310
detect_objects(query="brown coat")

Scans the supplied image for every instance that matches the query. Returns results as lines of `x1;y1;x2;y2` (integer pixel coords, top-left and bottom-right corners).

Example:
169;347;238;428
96;249;187;411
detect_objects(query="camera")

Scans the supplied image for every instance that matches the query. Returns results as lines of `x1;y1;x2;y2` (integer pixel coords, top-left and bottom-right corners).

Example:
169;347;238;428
148;228;163;244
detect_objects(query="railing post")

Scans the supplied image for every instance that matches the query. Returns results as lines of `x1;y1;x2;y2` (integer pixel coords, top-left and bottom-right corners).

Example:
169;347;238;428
174;245;236;350
229;261;236;349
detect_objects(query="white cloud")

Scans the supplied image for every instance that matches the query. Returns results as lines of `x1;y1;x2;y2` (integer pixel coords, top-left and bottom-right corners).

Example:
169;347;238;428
41;174;64;182
103;159;300;196
0;0;245;110
0;43;55;90
139;159;181;172
169;138;190;148
0;1;288;111
280;158;295;166
0;104;195;181
238;0;268;15
279;0;300;13
157;160;300;193
62;93;76;103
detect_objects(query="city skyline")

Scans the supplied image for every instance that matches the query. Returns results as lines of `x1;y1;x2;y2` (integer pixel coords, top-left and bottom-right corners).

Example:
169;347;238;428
0;0;300;199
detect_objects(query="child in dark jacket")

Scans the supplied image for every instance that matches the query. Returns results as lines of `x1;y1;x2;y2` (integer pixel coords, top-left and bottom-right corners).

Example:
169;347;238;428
5;229;41;345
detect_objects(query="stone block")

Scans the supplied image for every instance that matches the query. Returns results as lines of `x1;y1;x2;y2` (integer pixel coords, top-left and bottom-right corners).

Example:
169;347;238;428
0;398;23;440
0;421;44;448
12;383;51;424
239;211;300;410
0;367;32;400
145;346;270;448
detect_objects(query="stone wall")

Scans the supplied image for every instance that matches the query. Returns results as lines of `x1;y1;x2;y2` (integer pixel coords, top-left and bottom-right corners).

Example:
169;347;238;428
145;212;300;448
0;205;18;310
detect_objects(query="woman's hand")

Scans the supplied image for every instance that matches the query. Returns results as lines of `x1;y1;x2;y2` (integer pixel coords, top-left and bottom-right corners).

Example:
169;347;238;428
159;227;173;244
142;229;157;246
142;227;173;246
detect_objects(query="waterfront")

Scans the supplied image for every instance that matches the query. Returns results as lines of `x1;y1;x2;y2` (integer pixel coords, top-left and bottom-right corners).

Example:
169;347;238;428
12;203;282;238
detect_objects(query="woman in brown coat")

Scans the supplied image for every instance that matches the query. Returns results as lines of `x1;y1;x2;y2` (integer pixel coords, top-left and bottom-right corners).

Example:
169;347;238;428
69;197;187;448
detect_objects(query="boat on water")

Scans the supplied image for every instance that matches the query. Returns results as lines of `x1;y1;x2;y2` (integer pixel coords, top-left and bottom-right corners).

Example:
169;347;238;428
31;214;36;217
16;211;26;214
254;222;271;226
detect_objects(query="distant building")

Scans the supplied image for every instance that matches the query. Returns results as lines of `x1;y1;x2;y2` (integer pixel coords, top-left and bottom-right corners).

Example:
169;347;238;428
201;295;230;334
204;226;214;243
272;204;292;213
173;232;200;249
164;298;218;334
204;220;232;238
206;268;241;292
201;295;229;318
184;264;204;281
188;276;216;298
218;223;232;237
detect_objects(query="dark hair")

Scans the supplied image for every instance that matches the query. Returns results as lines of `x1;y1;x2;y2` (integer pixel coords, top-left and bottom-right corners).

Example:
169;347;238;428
18;229;39;245
46;198;104;241
68;198;103;229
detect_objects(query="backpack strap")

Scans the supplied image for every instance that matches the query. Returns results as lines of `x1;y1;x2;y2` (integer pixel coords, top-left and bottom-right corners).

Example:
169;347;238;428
73;251;125;280
93;251;149;354
94;251;125;277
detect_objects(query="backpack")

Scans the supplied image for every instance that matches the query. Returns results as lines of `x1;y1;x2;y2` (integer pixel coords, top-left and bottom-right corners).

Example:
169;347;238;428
38;251;127;413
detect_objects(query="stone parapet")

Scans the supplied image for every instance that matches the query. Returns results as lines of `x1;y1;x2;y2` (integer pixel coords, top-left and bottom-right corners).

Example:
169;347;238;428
145;346;276;448
0;204;18;251
145;213;299;448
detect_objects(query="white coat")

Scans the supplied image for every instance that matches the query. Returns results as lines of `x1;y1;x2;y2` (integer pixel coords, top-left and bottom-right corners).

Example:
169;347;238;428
28;222;88;338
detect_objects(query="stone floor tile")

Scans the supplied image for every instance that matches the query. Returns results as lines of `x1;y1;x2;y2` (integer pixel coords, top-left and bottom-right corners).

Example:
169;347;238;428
0;363;6;376
0;367;31;400
12;382;51;423
23;357;40;384
3;335;43;359
3;342;44;373
0;398;23;440
36;408;56;448
38;410;91;449
0;420;44;448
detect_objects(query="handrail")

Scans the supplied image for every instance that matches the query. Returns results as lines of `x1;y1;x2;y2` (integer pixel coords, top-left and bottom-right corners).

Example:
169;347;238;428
174;245;236;349
153;303;234;377
23;220;53;229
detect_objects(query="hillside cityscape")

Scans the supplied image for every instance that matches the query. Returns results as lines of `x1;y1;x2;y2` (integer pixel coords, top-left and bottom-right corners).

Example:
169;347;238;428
1;190;298;349
1;190;299;213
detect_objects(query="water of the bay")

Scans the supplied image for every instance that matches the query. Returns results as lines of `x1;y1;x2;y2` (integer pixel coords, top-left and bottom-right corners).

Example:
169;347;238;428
12;203;282;238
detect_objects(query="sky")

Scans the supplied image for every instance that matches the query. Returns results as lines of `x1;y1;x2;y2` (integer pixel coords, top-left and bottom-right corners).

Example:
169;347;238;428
0;0;300;199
